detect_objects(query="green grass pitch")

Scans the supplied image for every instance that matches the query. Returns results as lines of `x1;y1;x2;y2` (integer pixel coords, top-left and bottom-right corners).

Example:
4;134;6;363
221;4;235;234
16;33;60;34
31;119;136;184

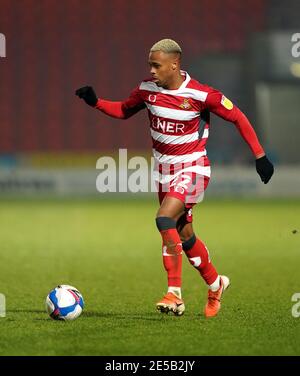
0;197;299;355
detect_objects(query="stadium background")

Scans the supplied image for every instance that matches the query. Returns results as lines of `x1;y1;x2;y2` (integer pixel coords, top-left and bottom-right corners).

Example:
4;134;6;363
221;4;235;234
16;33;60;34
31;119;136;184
0;0;299;196
0;0;299;357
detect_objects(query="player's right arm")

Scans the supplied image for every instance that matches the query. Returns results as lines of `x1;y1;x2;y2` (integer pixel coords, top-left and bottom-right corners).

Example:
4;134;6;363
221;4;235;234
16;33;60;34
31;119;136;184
75;86;145;119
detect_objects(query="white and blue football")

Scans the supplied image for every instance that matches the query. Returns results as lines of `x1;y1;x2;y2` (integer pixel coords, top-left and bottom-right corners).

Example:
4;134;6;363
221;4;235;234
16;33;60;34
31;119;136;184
45;284;84;321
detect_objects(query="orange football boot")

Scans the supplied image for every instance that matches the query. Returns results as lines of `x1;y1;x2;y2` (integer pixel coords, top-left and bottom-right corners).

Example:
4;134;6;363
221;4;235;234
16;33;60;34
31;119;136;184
204;275;230;318
156;292;185;316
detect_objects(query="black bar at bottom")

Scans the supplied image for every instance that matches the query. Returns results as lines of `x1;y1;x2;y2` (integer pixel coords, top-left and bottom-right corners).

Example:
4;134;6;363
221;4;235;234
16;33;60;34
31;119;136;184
0;356;299;374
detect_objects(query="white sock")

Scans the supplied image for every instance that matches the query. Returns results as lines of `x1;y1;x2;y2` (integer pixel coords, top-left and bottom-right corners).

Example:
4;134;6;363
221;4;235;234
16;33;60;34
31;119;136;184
209;275;221;292
168;286;182;299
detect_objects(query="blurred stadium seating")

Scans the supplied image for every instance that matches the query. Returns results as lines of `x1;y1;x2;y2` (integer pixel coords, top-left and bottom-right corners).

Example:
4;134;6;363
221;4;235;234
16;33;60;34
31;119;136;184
0;0;299;196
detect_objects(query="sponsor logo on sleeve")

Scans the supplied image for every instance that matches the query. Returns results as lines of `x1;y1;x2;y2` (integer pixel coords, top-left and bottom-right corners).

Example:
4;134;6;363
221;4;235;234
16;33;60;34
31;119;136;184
221;95;233;110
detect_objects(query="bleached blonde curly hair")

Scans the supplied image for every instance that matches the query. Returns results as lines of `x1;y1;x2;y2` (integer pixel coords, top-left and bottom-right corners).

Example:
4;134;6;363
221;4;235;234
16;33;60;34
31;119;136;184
150;39;182;54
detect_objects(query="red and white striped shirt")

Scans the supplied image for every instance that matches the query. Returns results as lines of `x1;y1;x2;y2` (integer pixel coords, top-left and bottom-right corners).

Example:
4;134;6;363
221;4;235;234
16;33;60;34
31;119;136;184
96;71;264;174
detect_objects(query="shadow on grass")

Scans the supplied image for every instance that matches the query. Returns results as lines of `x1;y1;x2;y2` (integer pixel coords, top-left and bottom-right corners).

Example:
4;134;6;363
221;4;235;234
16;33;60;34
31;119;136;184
7;309;45;314
3;309;48;322
6;309;203;322
83;310;202;321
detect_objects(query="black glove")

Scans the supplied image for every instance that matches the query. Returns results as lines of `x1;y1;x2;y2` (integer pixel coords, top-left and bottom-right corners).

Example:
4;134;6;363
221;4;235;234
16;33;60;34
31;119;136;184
75;86;98;107
255;155;274;184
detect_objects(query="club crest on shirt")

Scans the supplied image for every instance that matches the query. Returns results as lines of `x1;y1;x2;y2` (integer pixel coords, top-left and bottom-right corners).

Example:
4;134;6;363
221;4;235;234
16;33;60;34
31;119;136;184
179;98;192;110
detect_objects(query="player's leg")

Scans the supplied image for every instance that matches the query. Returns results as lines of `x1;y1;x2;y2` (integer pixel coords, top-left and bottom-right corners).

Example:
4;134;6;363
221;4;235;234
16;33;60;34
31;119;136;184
155;196;186;315
177;215;230;317
178;217;219;288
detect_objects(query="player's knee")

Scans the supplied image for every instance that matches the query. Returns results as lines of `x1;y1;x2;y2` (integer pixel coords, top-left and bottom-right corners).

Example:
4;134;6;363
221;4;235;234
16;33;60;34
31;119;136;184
176;213;187;233
155;216;176;231
156;207;176;220
179;222;194;241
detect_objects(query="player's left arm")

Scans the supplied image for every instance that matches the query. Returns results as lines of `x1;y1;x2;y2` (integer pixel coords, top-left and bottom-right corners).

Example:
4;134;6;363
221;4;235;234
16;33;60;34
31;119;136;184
205;90;274;184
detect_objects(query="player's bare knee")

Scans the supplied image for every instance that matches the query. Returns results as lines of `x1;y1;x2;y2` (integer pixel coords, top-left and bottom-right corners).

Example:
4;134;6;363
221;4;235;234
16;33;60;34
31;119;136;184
156;208;178;221
176;213;188;233
157;196;185;220
179;223;194;241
